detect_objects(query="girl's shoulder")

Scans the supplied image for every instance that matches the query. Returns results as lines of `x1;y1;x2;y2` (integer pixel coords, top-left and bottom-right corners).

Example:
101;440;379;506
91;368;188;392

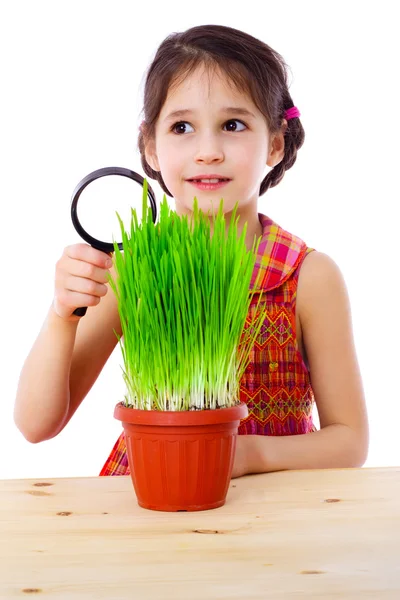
297;250;346;321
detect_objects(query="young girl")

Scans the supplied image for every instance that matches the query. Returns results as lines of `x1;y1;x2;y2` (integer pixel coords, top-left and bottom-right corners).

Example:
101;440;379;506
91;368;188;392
14;24;369;478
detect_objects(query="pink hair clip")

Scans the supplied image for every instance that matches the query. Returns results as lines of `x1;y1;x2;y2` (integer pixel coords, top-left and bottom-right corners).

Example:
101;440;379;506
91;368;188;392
284;106;301;120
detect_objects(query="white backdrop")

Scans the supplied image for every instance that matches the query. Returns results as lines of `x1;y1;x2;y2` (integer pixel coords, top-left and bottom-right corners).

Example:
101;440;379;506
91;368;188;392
1;1;398;479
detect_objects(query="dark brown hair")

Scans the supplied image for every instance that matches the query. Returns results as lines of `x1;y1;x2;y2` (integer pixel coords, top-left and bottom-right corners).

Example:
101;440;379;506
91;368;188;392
138;24;305;197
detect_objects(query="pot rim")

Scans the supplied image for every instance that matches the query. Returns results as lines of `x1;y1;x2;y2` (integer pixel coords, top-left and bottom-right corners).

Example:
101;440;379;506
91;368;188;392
114;401;248;426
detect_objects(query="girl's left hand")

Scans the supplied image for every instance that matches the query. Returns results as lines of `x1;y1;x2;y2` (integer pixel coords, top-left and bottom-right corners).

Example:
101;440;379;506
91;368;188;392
231;435;250;479
231;434;270;478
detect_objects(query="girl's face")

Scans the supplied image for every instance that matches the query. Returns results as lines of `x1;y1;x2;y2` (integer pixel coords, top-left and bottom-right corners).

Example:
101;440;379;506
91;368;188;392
145;64;286;217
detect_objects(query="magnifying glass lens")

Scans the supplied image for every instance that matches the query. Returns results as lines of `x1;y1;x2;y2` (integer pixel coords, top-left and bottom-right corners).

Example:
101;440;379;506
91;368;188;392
76;175;145;244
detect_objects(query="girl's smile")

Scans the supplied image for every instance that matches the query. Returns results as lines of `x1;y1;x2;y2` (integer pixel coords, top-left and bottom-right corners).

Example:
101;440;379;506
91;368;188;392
186;179;231;191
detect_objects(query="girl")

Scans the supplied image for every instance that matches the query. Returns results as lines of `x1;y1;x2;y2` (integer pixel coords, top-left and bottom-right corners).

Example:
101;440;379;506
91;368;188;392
14;24;369;478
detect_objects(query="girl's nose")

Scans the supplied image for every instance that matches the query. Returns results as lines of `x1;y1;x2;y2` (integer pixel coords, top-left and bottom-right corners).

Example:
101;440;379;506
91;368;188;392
194;132;224;163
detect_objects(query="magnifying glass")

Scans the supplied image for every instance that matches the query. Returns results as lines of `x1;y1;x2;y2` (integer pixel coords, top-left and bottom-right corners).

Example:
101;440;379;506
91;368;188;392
70;166;157;317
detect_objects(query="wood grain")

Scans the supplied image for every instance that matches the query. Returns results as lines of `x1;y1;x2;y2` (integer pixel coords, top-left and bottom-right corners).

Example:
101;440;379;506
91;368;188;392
0;467;399;598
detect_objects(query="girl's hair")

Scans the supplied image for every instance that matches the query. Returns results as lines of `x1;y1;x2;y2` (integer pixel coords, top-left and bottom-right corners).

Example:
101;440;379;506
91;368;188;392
138;24;305;197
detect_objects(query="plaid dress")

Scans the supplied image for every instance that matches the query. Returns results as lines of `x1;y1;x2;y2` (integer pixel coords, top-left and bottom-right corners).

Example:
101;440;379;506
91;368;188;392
100;213;316;476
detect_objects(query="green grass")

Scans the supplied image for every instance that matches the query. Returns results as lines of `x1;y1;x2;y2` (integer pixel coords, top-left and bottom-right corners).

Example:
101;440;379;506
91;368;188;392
108;179;268;411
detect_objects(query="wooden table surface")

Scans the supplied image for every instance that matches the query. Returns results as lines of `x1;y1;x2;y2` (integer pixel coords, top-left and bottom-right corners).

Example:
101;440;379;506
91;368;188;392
0;467;399;599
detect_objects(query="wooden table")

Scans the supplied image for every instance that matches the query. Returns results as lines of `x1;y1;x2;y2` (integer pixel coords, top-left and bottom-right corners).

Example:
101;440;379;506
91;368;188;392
0;467;399;599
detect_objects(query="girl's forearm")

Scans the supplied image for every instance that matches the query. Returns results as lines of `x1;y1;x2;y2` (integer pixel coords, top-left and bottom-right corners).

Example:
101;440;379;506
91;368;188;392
245;424;368;473
14;303;79;443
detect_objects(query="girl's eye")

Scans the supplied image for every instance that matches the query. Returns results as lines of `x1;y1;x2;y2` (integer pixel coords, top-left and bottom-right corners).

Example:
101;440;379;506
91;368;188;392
171;119;247;134
224;119;246;132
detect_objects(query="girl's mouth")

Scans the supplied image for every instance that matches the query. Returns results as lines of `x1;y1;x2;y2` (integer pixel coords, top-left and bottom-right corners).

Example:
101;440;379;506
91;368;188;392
187;178;231;191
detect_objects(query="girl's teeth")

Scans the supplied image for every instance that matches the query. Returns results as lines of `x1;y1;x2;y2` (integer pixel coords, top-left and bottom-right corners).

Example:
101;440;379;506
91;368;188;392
196;179;224;183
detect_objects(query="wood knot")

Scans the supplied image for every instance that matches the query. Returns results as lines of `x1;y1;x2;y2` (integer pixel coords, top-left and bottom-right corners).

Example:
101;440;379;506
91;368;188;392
57;511;73;516
300;570;325;575
323;498;341;503
22;589;42;594
193;529;223;534
33;482;53;487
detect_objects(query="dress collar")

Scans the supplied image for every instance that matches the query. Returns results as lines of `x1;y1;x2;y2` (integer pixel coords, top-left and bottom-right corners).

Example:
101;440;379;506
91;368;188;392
250;213;308;292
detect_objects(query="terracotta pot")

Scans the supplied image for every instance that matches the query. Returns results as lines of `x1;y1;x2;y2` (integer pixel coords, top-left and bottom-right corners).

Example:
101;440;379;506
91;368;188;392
114;401;248;512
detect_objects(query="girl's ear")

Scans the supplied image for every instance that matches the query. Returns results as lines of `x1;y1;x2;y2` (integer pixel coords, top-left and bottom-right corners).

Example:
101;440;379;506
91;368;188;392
144;135;161;173
266;119;288;168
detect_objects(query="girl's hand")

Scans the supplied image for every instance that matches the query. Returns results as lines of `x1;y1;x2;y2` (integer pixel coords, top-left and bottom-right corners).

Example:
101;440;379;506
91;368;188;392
231;435;250;479
231;435;270;478
53;243;113;322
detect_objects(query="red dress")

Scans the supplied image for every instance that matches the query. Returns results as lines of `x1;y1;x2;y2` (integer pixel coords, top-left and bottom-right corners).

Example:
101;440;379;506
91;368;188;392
100;213;317;476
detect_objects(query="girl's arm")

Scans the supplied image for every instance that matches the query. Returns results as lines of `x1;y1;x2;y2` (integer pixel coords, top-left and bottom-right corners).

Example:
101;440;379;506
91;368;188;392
233;251;369;477
14;264;122;443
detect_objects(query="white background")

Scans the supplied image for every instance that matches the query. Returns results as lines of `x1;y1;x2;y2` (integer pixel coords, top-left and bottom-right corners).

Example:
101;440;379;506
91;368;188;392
1;1;398;479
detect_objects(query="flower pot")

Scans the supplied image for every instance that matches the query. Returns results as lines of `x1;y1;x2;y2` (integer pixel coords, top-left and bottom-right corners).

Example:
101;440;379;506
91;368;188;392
114;401;248;512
